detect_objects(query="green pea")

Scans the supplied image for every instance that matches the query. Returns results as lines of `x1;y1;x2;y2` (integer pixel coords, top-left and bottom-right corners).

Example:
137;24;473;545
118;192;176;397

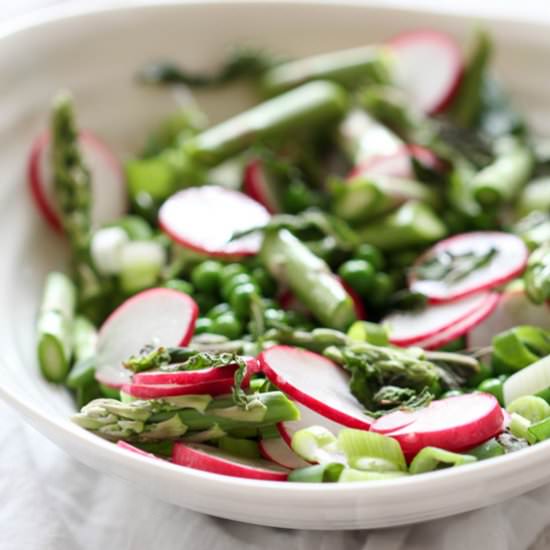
164;279;194;295
283;181;318;214
194;317;213;334
230;283;258;319
195;294;218;314
220;264;248;285
468;362;493;387
210;312;243;339
338;259;376;295
191;261;223;294
368;272;394;306
354;243;384;271
441;389;464;399
222;273;257;300
207;303;232;319
478;377;504;405
251;266;277;296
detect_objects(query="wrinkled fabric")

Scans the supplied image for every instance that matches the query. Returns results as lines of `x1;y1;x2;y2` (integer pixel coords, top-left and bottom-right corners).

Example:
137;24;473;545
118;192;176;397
1;401;549;550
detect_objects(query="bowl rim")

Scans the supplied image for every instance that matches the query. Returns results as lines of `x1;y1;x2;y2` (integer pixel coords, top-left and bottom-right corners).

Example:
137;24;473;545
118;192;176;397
1;0;550;499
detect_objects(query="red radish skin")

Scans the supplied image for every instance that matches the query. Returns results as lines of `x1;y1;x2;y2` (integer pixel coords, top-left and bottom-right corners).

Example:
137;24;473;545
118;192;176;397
409;232;529;304
413;292;500;350
259;346;373;429
96;288;198;388
133;357;259;386
243;159;280;214
371;393;504;458
259;438;310;469
172;442;289;481
122;377;235;399
385;291;493;347
116;441;161;460
159;186;270;259
339;277;367;320
388;30;463;114
28;130;126;232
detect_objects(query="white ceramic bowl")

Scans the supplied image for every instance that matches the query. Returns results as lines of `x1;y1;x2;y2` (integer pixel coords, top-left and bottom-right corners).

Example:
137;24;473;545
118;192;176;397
1;0;550;530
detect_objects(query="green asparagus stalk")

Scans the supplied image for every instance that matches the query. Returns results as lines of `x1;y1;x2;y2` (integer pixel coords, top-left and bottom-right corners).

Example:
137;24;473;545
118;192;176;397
524;244;550;305
357;201;447;251
185;81;349;166
471;141;533;206
260;229;357;330
37;272;76;383
260;46;390;96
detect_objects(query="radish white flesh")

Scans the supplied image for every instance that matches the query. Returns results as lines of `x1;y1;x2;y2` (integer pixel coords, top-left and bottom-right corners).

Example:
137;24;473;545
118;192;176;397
409;232;528;304
117;440;161;460
159;186;270;258
413;292;500;350
133;357;258;386
122;377;234;399
95;288;198;388
28;130;127;231
469;289;550;348
278;401;346;448
385;291;493;346
259;438;309;469
371;394;504;458
388;30;463;114
172;442;289;481
259;346;373;429
243;159;280;214
503;356;550;407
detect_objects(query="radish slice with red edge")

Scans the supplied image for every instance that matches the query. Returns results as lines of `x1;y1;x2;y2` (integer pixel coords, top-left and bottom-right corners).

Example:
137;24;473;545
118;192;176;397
243;159;280;214
122;377;236;399
159;186;270;258
95;288;198;388
385;291;494;347
412;292;500;350
388;30;463;114
259;438;309;469
259;346;373;429
468;288;550;348
348;145;441;180
278;401;346;449
409;232;528;304
117;441;161;460
28;130;126;232
172;442;289;481
370;393;504;458
132;357;258;386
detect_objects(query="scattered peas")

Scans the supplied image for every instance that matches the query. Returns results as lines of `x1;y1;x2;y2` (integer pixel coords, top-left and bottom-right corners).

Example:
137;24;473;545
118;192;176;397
477;377;504;405
338;259;375;295
164;278;194;295
354;243;384;270
229;283;258;319
210;312;243;339
194;317;214;334
191;260;223;294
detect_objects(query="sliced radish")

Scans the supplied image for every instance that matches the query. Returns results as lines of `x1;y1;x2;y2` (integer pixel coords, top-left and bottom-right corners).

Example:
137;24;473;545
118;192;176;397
348;145;441;180
243;159;281;214
28;130;126;232
278;401;346;448
132;357;258;386
159;186;270;258
259;438;309;469
413;292;500;350
258;346;373;429
469;289;550;348
339;277;367;320
95;288;198;388
122;377;235;399
172;442;288;481
409;232;528;304
385;291;494;346
503;355;550;406
116;441;161;460
388;30;463;114
371;393;504;458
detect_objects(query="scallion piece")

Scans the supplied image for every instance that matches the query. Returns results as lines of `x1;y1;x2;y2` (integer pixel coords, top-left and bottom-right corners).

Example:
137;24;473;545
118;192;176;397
509;412;536;444
119;240;166;294
291;426;343;464
338;469;408;482
467;438;505;460
528;417;550;442
507;395;550;423
289;463;345;483
409;447;477;475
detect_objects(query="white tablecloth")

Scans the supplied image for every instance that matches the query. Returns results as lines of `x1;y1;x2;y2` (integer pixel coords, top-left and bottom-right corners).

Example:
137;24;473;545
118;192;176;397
2;2;550;549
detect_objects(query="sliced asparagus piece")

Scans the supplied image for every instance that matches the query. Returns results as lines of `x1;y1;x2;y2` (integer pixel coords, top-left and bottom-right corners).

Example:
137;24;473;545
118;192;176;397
260;229;357;330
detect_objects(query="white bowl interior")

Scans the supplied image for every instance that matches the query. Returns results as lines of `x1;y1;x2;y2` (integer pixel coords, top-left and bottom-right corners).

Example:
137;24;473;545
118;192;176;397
1;0;550;529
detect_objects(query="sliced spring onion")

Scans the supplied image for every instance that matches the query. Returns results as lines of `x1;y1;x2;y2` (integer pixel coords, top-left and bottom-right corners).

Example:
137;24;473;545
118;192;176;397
509;412;536;444
218;436;260;459
492;326;550;372
528;417;550;442
503;355;550;406
467;438;505;460
347;321;390;346
506;395;550;423
337;428;407;472
119;240;166;294
291;426;345;464
408;447;477;475
288;463;345;483
338;469;408;482
90;227;129;275
72;316;98;362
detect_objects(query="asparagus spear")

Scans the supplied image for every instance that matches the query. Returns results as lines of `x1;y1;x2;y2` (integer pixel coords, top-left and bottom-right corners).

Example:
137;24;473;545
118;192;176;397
37;272;76;382
260;46;390;96
524;244;550;305
260;229;357;330
357;201;447;251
